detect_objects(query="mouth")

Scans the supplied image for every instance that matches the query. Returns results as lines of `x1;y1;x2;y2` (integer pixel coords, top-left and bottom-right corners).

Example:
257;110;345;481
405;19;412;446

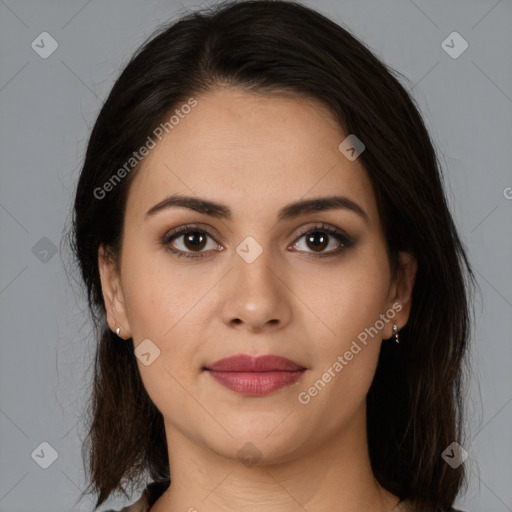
203;354;307;396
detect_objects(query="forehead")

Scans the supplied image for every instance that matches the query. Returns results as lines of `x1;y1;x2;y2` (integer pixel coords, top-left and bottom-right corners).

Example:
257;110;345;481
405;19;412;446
125;87;378;225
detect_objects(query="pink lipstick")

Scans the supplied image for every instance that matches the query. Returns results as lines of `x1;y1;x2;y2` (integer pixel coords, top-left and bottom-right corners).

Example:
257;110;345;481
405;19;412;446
205;354;306;396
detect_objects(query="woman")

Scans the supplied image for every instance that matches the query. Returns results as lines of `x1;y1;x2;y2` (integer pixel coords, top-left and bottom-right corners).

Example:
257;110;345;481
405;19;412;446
69;1;473;511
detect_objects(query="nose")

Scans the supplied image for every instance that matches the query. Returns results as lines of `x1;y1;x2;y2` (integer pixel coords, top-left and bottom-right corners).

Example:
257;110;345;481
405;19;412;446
218;246;292;333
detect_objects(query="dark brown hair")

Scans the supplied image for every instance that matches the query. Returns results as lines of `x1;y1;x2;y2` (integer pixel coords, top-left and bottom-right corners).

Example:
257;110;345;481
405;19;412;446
67;1;474;510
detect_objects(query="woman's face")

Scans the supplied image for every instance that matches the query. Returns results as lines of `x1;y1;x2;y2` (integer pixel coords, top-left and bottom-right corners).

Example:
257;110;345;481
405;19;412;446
99;87;415;464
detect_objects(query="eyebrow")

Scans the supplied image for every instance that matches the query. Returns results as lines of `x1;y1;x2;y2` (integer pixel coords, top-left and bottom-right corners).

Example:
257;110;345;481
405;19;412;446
145;194;369;223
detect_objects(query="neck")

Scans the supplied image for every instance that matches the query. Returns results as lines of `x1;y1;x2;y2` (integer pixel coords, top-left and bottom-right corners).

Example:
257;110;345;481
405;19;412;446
151;405;400;512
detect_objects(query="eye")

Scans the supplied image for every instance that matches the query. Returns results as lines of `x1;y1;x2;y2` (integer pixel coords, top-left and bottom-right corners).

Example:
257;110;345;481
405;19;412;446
161;224;221;259
289;223;353;258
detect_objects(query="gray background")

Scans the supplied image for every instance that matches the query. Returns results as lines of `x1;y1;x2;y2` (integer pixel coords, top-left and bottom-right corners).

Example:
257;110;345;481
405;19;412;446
1;0;511;511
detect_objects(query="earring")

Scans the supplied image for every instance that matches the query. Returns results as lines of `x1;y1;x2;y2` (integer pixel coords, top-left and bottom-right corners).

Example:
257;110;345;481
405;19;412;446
115;327;121;336
392;324;399;344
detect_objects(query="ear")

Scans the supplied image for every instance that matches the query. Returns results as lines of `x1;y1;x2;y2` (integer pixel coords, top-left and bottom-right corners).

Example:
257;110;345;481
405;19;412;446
98;244;132;339
382;251;417;339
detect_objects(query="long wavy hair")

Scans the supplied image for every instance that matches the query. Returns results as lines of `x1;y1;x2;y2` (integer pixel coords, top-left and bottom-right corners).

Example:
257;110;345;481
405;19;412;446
67;1;475;510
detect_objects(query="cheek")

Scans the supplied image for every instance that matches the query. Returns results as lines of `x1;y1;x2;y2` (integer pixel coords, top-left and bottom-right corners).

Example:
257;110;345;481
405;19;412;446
304;253;391;344
298;248;391;397
120;247;210;376
121;245;198;339
120;250;205;418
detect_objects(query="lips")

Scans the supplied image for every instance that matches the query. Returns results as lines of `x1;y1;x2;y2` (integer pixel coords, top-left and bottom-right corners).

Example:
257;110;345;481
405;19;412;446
206;354;305;372
204;354;306;396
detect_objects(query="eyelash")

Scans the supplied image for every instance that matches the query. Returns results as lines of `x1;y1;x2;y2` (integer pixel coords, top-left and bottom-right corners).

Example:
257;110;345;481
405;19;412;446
161;223;354;260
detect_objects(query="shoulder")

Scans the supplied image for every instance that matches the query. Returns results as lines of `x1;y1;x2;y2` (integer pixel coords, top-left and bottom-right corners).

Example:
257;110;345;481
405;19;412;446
102;480;168;512
102;492;150;512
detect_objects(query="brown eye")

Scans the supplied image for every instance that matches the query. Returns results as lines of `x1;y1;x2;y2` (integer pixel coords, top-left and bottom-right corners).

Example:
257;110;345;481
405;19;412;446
304;231;329;252
181;231;208;251
290;224;354;258
162;226;219;259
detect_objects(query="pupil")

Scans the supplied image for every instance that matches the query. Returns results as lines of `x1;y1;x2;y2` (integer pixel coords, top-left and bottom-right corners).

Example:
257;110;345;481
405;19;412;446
186;232;205;250
308;232;327;251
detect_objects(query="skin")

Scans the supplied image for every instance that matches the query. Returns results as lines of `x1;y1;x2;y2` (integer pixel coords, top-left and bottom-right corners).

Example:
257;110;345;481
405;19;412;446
98;87;417;512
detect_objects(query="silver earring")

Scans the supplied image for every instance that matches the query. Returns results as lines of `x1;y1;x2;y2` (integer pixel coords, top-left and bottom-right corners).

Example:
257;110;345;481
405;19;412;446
392;324;399;344
116;327;121;336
